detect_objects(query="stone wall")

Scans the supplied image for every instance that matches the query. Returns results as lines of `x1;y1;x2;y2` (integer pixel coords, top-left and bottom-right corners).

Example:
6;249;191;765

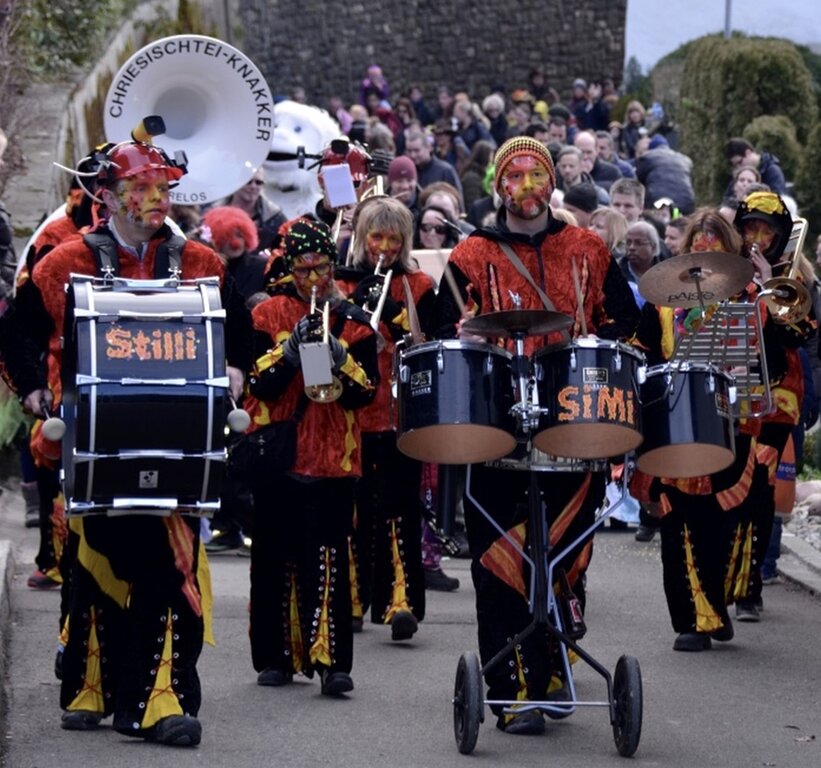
237;0;626;106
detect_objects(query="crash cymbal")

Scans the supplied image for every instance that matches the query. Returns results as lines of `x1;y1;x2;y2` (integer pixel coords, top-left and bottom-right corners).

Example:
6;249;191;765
462;309;572;338
638;251;754;308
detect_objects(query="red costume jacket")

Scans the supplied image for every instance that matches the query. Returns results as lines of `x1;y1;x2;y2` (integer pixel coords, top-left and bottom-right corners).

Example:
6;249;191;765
336;266;436;433
245;289;379;478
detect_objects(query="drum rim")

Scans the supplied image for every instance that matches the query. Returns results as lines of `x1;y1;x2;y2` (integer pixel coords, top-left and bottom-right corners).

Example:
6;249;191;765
401;338;513;358
645;361;733;379
534;338;645;362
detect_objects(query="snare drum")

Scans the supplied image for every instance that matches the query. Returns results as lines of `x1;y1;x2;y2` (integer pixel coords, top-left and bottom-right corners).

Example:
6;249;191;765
533;338;645;460
637;363;736;478
396;339;516;464
61;277;227;515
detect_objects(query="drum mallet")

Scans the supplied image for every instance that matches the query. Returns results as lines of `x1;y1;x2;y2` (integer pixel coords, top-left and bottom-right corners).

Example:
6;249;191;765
227;397;251;433
40;402;66;442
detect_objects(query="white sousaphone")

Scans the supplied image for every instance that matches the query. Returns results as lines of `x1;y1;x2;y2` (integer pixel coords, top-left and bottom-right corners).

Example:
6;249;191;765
103;34;274;205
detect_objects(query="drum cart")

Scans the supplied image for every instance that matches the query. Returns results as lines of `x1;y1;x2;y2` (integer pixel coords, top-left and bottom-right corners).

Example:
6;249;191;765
452;460;643;757
393;307;645;756
442;317;641;757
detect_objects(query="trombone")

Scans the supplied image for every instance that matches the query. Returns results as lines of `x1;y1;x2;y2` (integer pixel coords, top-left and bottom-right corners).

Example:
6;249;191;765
364;254;394;332
761;217;812;324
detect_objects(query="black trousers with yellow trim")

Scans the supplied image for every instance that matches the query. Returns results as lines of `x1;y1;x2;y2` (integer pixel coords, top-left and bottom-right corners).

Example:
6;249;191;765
354;431;425;624
463;465;605;712
60;515;203;731
744;422;792;603
659;434;757;634
250;475;356;676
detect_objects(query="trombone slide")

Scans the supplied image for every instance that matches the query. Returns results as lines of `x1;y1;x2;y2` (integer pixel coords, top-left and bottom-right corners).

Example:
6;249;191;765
369;269;394;331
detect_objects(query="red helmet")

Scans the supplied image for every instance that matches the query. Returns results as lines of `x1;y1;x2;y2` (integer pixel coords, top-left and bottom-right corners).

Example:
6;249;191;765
99;141;185;185
319;138;370;185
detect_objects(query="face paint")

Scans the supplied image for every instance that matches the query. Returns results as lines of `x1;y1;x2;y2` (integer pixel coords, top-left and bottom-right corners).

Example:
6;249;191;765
741;219;776;258
365;228;403;266
690;230;724;253
500;155;551;219
290;253;333;300
113;169;170;231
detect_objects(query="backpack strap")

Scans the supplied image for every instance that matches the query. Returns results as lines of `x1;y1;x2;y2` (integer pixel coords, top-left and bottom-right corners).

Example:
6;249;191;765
83;232;120;278
153;234;186;279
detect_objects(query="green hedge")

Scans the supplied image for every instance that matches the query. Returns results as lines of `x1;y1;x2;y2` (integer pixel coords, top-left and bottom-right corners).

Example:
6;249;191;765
743;114;802;180
797;121;821;248
678;36;817;205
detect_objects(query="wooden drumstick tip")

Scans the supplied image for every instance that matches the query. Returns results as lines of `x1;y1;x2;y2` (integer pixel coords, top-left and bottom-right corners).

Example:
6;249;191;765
227;407;251;433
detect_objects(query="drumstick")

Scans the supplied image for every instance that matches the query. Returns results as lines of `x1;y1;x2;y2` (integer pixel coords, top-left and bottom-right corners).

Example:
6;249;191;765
571;257;588;337
402;276;425;345
436;250;467;317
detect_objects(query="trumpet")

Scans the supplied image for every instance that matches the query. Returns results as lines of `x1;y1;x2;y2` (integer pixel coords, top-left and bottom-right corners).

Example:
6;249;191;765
761;217;812;324
303;286;343;403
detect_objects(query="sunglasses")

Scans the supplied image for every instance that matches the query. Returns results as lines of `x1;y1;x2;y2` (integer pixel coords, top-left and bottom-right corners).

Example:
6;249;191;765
247;178;265;186
420;223;447;235
291;262;332;279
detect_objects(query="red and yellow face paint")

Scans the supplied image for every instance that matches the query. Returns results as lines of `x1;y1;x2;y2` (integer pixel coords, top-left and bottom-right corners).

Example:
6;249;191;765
499;155;551;219
740;219;777;259
112;169;171;230
690;230;725;253
365;228;403;268
290;253;333;301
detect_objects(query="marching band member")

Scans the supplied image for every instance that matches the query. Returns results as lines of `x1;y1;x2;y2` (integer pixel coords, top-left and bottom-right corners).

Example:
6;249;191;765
245;217;379;696
631;199;814;649
732;191;814;621
335;196;437;641
8;135;252;746
630;210;755;651
433;136;639;735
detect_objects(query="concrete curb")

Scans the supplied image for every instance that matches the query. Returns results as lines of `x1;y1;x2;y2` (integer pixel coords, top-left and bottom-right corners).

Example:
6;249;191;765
778;533;821;597
0;536;13;766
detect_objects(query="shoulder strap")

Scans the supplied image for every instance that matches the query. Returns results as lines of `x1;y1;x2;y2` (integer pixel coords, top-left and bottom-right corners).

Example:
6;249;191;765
497;241;570;343
154;234;185;279
83;232;120;277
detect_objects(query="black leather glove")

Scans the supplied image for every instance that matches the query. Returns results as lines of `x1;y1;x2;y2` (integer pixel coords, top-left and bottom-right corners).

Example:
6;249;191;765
328;335;347;369
282;315;316;365
351;274;383;311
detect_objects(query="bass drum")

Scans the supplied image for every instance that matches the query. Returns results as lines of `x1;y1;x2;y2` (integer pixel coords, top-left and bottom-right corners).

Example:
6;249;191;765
533;338;645;460
61;277;227;515
637;363;736;478
396;340;516;464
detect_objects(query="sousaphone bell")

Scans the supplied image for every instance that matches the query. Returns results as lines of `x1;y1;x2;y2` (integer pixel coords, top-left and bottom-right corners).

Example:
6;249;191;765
103;34;274;205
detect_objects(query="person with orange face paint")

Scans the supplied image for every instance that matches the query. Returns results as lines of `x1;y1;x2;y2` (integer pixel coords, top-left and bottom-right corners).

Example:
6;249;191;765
433;136;640;735
8;135;253;747
244;217;379;697
335;197;438;642
731;191;815;621
630;210;757;652
631;198;814;649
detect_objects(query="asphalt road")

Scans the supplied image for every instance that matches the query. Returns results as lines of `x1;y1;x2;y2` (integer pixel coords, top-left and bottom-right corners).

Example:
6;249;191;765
2;487;821;768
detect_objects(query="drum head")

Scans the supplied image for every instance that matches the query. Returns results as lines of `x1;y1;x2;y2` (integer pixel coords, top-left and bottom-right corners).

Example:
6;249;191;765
397;424;517;464
533;423;643;461
636;444;735;478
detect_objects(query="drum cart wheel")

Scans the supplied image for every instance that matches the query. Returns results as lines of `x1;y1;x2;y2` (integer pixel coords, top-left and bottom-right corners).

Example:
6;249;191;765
453;651;484;754
611;654;642;757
